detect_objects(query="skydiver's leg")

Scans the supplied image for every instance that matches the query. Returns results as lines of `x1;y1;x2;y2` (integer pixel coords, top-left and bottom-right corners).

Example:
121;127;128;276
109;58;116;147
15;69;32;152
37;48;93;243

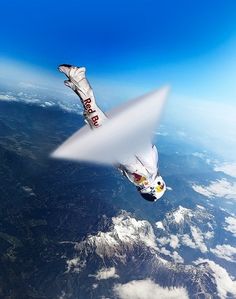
59;65;108;129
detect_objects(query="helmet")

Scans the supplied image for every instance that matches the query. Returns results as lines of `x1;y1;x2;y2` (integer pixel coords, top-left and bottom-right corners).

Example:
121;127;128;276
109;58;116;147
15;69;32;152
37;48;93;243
139;192;157;202
138;175;166;202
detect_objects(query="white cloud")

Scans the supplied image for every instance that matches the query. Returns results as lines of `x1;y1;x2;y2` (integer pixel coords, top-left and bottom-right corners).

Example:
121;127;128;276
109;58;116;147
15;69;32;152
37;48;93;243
214;163;236;178
154;131;169;136
190;226;208;253
194;259;236;299
210;244;236;262
180;227;208;253
158;235;179;249
192;152;205;159
169;235;180;249
22;185;36;196
207;222;213;229
0;87;83;116
0;94;17;101
158;237;170;246
196;205;205;210
114;279;189;299
181;234;197;249
192;153;212;165
157;246;184;263
177;131;187;137
66;258;86;273
192;179;236;200
205;231;214;239
94;267;119;280
171;251;184;263
224;216;236;237
59;291;66;299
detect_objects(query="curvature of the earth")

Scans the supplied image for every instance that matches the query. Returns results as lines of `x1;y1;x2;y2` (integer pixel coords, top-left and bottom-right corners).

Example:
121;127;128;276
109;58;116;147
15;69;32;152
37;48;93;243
0;91;236;299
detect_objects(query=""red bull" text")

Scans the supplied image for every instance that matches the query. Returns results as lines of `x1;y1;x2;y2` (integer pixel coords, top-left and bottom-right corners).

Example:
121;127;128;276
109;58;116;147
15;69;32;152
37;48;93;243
83;98;100;127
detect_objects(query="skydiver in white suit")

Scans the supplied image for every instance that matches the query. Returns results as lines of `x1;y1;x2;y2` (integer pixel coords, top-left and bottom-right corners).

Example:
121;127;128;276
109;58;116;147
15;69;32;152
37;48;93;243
58;64;166;202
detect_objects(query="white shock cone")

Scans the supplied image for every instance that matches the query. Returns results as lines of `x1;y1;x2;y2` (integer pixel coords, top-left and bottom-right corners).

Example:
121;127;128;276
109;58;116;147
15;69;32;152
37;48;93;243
51;86;170;165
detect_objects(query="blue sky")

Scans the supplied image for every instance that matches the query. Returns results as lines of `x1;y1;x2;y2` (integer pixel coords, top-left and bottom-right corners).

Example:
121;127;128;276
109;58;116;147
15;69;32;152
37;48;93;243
0;0;236;159
1;0;236;99
1;1;236;76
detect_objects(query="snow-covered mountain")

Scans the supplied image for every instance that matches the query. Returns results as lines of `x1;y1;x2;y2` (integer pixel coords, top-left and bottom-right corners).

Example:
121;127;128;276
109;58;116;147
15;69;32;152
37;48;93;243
63;210;236;299
155;205;215;258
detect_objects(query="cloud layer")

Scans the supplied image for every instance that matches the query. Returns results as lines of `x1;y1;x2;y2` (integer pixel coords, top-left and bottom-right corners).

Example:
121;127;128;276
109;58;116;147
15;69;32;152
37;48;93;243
194;259;236;299
214;163;236;178
210;244;236;262
192;179;236;200
114;279;189;299
224;216;236;237
94;267;119;280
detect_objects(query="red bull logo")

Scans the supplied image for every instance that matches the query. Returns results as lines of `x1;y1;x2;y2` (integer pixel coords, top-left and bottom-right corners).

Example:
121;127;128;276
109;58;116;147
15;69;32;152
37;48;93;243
83;98;100;127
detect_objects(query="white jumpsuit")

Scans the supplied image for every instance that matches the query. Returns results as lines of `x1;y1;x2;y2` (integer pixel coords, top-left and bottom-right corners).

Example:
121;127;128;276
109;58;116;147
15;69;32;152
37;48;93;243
60;65;159;190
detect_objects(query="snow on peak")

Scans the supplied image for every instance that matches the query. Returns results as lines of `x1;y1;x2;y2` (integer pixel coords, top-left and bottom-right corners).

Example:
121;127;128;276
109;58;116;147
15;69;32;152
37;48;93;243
165;205;212;228
171;206;192;224
156;205;214;255
155;221;165;230
111;212;157;250
66;211;158;272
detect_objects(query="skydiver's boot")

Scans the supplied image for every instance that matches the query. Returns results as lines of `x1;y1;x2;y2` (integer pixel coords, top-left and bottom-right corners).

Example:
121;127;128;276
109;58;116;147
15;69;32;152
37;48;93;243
58;64;107;128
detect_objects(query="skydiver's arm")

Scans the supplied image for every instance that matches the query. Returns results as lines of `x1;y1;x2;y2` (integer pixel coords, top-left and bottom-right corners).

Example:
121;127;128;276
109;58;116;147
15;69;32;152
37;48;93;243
59;65;108;128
